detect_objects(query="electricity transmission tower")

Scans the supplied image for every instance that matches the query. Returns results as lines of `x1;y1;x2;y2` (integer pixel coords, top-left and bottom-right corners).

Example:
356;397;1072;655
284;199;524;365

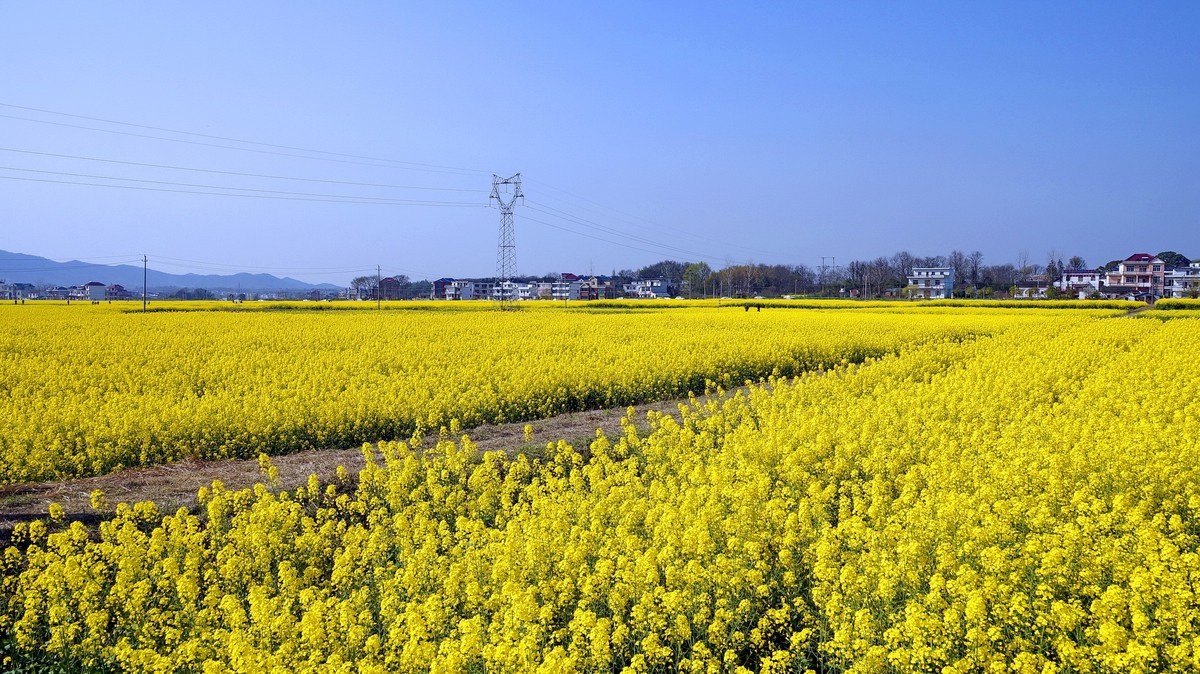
490;173;523;305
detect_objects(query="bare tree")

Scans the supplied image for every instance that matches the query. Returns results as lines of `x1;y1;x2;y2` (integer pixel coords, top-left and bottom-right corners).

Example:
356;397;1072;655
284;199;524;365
969;251;984;287
948;250;969;297
890;251;915;285
1045;249;1064;281
868;257;890;297
350;275;375;300
1016;250;1031;281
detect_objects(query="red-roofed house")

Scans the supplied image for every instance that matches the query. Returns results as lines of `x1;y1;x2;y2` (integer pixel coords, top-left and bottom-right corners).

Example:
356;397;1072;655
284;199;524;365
1105;254;1165;297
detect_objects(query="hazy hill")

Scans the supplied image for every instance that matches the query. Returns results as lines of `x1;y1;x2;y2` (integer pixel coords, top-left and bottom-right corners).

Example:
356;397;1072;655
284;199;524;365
0;250;341;291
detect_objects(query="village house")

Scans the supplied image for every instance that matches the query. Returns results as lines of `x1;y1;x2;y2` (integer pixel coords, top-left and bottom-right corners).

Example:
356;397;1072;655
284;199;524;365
373;276;405;301
906;267;955;299
578;276;618;300
431;278;455;299
624;278;670;299
1105;253;1165;297
1055;269;1104;299
1011;281;1050;299
83;281;107;301
1165;262;1200;298
552;274;581;301
0;280;32;300
493;280;519;301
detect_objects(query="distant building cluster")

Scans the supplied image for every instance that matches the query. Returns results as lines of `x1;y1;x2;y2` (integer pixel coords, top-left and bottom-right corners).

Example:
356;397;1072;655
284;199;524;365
7;251;1194;305
0;281;131;302
907;253;1199;301
1089;254;1200;300
429;274;672;301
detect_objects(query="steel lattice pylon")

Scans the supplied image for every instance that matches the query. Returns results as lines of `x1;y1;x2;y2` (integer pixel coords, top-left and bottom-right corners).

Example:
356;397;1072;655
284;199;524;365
490;173;523;304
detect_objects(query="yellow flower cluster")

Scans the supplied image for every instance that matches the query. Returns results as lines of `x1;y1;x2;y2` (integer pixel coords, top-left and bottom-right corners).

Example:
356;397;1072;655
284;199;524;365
1154;298;1200;311
0;303;1059;483
4;310;1197;672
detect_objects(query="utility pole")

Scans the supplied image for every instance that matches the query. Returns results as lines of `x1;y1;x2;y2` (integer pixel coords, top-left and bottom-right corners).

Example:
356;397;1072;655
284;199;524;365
490;173;523;307
376;264;382;310
142;254;147;313
820;257;834;297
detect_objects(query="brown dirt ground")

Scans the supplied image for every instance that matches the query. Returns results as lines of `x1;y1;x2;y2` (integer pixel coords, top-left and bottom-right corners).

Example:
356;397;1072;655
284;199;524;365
0;395;713;541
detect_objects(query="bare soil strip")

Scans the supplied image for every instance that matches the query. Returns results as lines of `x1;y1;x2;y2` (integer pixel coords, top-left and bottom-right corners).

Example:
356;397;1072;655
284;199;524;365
0;395;707;538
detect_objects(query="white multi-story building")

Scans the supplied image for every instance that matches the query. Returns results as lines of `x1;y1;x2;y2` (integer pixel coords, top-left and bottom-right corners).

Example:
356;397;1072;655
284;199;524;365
443;280;472;300
624;278;669;299
514;283;537;301
550;273;581;301
906;267;955;299
1056;269;1104;298
551;279;580;301
1165;262;1200;298
443;280;496;300
492;281;519;301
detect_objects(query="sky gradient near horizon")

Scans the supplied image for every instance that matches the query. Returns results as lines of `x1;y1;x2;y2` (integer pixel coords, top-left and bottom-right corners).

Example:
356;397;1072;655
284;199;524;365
2;2;1197;283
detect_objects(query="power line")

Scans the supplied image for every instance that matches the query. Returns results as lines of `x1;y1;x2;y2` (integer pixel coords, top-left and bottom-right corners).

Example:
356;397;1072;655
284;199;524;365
149;262;378;278
3;103;776;268
521;213;729;266
0;103;492;176
5;152;737;266
147;254;379;274
0;249;442;282
0;147;489;193
0;253;142;262
0;165;487;205
145;256;440;281
0;113;492;178
0;260;143;273
525;201;720;263
525;176;780;260
0;174;487;207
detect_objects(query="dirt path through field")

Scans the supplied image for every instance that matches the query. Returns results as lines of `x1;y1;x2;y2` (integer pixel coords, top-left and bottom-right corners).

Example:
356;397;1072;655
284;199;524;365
0;394;718;538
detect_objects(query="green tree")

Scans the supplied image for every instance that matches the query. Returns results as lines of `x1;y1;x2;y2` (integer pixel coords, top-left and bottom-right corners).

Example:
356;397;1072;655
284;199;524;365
1157;251;1192;269
681;262;712;298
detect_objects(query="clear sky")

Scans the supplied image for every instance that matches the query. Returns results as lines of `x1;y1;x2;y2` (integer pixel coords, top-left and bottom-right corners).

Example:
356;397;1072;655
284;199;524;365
2;2;1197;283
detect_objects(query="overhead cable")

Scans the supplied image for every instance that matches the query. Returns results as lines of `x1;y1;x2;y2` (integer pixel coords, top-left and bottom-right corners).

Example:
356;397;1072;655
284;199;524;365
0;102;491;175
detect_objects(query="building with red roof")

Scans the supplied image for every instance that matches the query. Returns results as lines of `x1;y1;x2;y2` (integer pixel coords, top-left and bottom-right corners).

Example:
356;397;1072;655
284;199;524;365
1105;254;1165;297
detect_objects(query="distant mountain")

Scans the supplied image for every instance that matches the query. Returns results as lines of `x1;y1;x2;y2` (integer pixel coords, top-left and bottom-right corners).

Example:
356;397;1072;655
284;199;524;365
0;250;341;291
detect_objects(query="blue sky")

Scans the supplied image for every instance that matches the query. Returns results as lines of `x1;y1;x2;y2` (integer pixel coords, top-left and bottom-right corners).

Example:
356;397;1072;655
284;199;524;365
2;2;1197;282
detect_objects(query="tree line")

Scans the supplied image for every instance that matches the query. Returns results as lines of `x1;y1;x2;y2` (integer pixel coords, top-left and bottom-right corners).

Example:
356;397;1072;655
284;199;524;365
621;249;1191;299
344;249;1191;300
